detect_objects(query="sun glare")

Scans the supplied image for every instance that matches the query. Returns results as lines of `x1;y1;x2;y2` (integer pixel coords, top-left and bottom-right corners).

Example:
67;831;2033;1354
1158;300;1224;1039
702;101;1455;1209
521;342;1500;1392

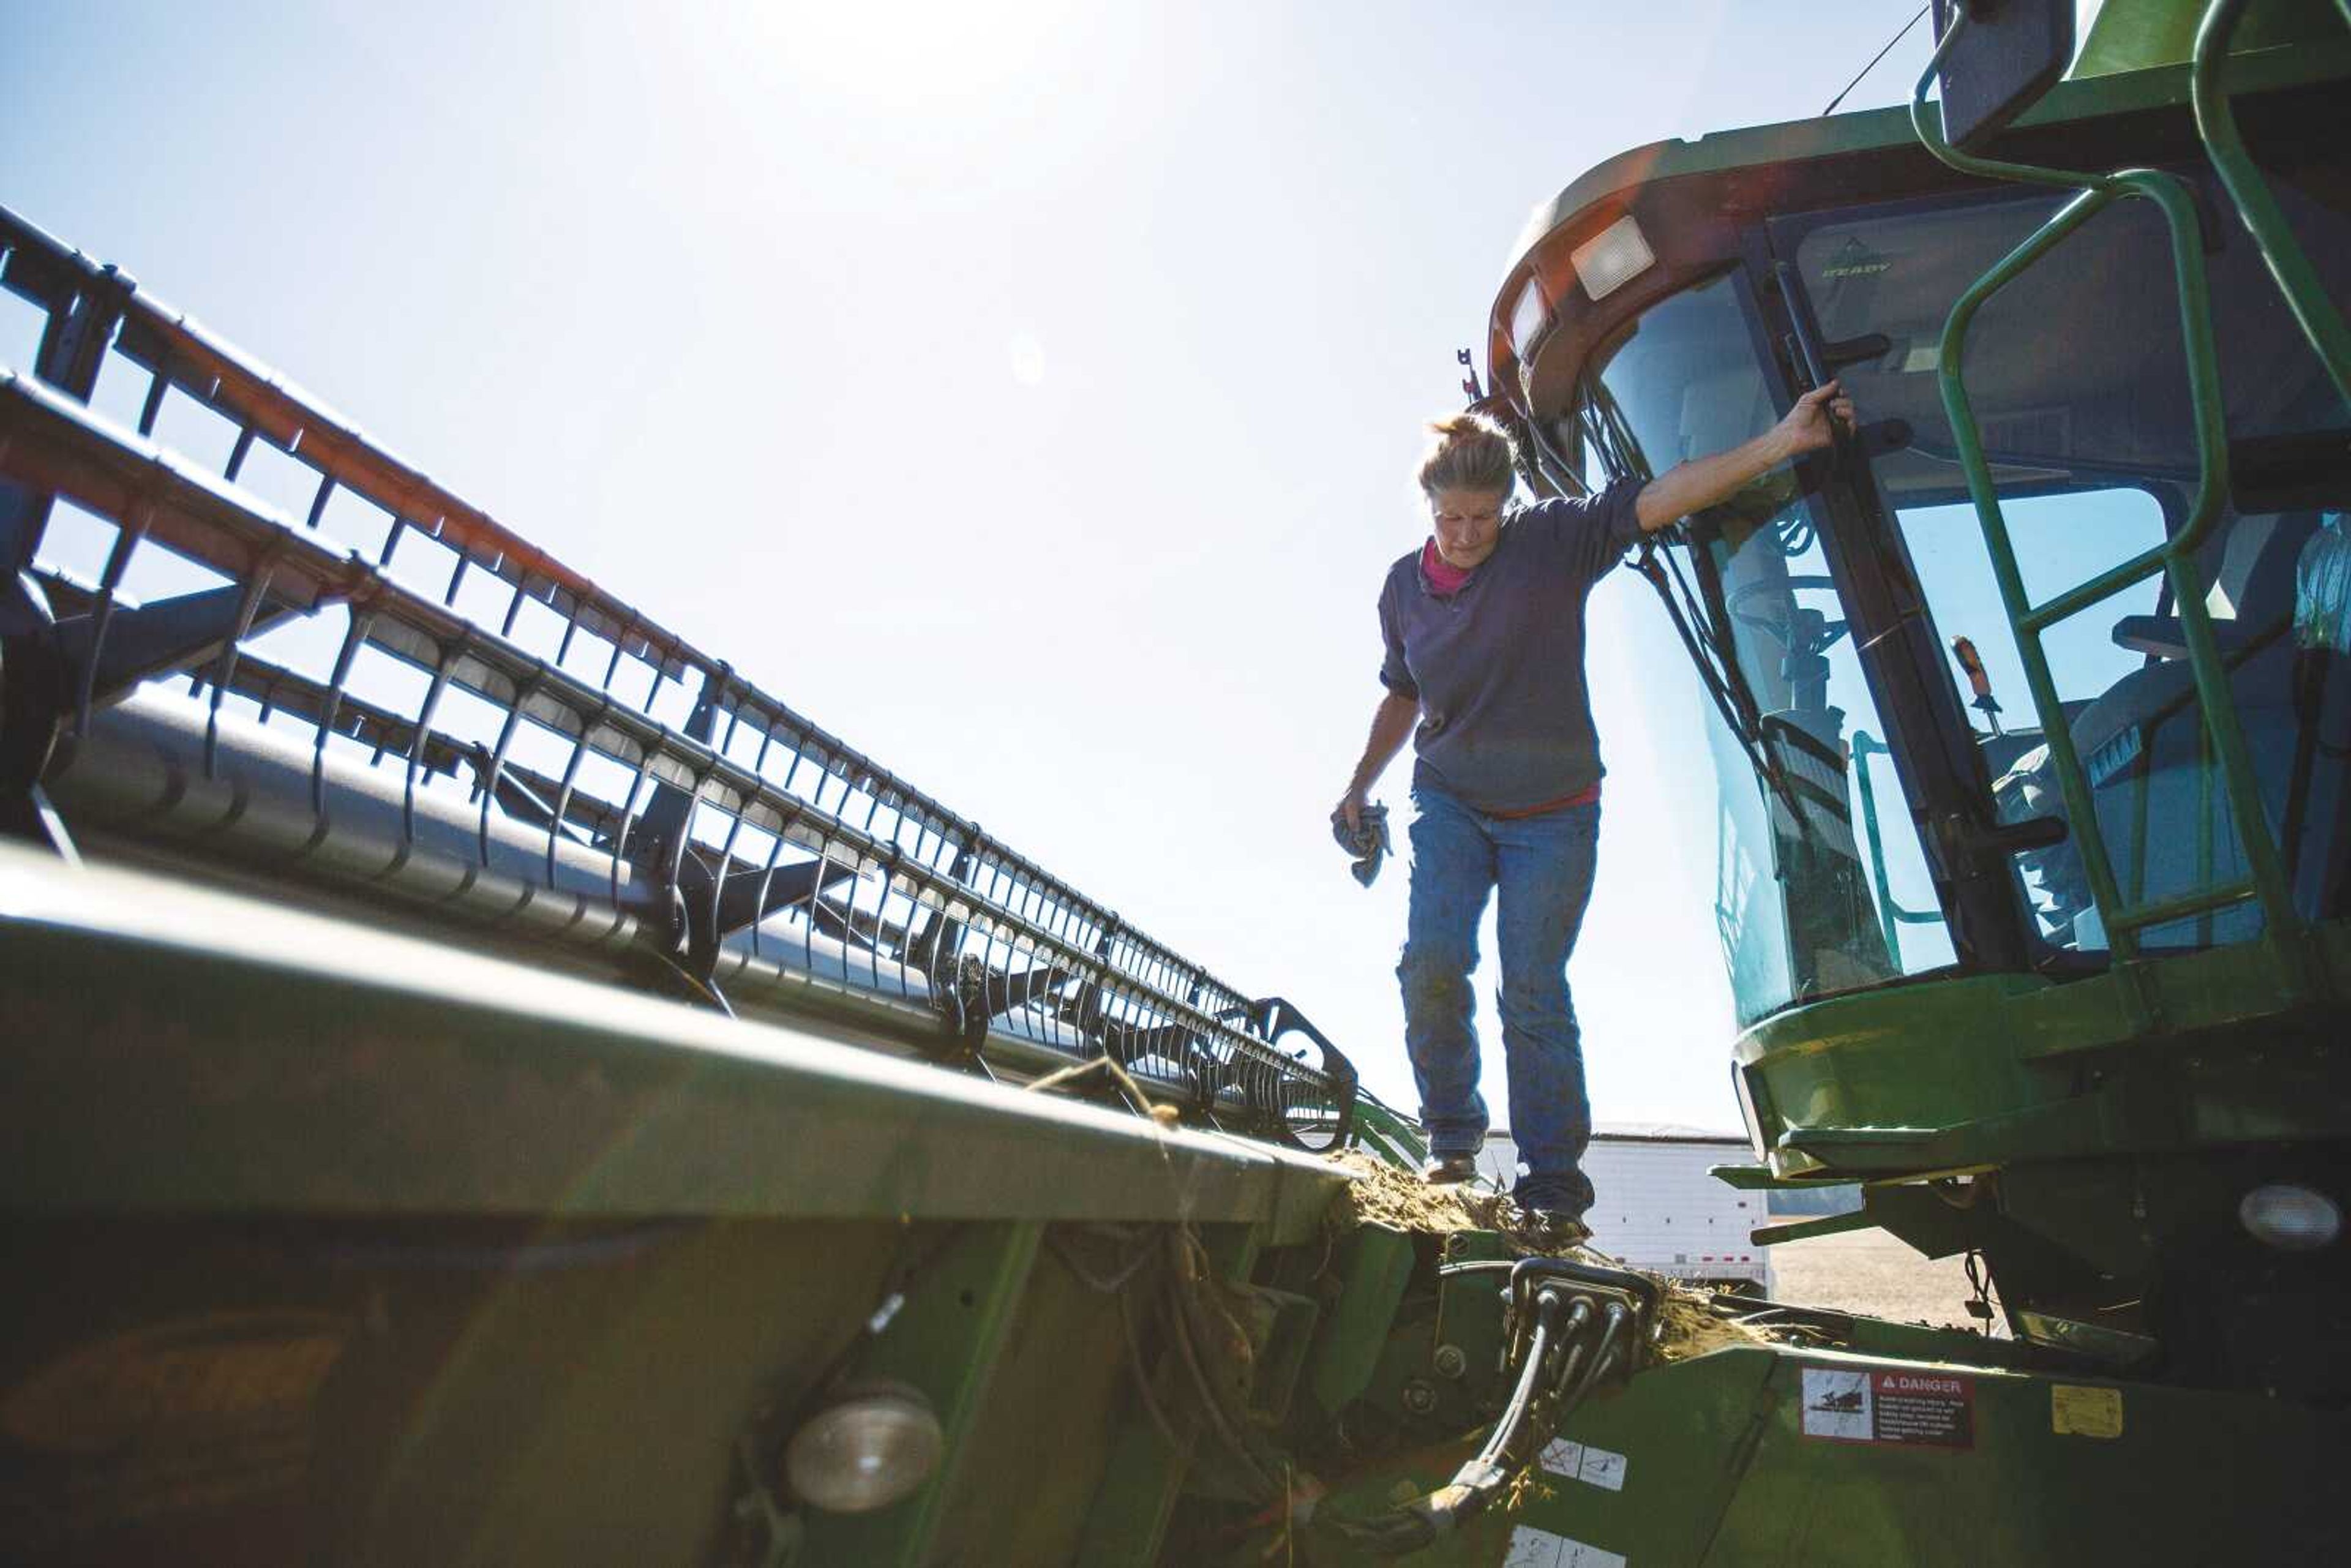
1008;330;1047;387
759;0;1086;115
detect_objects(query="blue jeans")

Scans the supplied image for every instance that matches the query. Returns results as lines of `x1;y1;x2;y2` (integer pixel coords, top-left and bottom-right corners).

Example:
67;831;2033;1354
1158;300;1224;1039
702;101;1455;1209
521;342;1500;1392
1398;782;1599;1215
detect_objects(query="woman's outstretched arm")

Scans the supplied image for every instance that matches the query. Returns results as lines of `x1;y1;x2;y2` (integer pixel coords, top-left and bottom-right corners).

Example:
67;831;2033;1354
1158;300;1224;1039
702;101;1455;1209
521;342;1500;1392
1633;380;1858;533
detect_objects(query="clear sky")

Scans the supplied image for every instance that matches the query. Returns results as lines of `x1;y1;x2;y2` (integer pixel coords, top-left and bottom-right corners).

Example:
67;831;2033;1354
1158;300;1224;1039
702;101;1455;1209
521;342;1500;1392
2;0;1943;1133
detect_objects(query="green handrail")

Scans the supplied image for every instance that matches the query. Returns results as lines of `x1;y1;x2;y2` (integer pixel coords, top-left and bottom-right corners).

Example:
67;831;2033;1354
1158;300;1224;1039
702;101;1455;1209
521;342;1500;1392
1851;730;1943;965
2193;0;2351;407
1908;12;2308;983
1349;1096;1429;1171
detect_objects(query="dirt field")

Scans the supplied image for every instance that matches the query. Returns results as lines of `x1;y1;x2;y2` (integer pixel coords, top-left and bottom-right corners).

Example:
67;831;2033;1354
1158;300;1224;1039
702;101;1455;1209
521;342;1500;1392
1766;1229;1993;1332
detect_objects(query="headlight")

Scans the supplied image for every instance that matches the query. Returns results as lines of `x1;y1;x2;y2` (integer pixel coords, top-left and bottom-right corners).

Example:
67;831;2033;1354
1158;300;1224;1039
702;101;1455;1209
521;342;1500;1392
1570;215;1655;304
783;1387;943;1513
2238;1184;2342;1252
1510;276;1550;358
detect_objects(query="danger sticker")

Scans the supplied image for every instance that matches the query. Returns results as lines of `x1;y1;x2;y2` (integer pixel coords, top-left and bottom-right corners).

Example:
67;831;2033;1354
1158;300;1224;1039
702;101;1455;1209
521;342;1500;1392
1800;1366;1974;1449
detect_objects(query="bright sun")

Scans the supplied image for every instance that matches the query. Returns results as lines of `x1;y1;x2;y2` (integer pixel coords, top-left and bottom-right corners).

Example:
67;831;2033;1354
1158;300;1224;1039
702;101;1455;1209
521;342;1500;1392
760;0;1086;116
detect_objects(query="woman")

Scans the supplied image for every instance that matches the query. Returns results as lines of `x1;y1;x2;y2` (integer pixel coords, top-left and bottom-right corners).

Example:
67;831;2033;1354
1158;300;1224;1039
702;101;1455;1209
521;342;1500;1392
1335;383;1854;1238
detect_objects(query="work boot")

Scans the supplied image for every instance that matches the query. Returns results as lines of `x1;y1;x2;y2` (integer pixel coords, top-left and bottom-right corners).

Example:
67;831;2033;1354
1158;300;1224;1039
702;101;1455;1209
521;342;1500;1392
1420;1153;1479;1186
1522;1210;1592;1251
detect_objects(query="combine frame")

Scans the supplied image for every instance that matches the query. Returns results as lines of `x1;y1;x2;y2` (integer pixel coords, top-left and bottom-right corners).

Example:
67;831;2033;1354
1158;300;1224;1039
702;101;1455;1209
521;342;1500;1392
4;1;2348;1562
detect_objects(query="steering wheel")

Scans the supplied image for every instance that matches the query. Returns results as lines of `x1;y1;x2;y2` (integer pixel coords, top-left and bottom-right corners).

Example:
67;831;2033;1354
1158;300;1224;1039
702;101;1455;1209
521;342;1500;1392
1727;574;1849;658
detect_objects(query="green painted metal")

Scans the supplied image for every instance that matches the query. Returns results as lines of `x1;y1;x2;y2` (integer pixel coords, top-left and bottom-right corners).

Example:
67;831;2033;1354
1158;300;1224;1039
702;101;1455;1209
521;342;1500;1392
2080;0;2211;71
1303;1223;1417;1416
1733;925;2350;1171
1072;1414;1193;1566
1848;730;1941;964
1490;26;2351;374
0;1209;921;1563
1463;6;2351;1545
796;1221;1044;1565
1911;9;2311;983
2193;0;2351;404
1708;1163;1860;1191
1850;729;1905;961
1431;1229;1517;1422
0;842;1327;1562
0;845;1347;1234
1311;1341;2346;1564
1750;1209;1879;1247
1071;1218;1300;1562
2077;0;2349;73
1;841;1418;1564
4;743;2338;1568
1791;1308;2040;1368
1348;1095;1431;1169
1679;1346;2344;1563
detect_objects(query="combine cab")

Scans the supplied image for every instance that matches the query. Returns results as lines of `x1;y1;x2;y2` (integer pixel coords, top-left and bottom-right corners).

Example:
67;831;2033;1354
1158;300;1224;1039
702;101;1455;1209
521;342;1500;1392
2;0;2345;1562
1467;0;2349;1556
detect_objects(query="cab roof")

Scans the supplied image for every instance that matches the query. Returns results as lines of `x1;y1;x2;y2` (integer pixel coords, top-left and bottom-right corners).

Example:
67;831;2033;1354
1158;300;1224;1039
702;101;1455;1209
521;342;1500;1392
1505;12;2349;274
1487;37;2351;437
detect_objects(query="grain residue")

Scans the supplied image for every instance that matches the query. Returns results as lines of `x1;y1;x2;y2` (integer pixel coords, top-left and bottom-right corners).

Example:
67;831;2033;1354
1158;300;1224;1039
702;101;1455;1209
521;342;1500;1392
1324;1152;1771;1363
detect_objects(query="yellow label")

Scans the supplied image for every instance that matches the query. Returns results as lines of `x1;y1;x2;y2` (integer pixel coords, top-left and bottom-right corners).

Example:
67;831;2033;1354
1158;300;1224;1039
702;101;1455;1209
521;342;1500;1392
1;1310;351;1537
2051;1384;2123;1439
2;1310;348;1455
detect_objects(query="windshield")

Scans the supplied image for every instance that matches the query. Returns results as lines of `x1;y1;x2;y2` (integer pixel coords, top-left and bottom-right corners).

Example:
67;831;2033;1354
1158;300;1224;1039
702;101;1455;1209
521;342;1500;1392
1579;272;1954;1026
1577;167;2351;1022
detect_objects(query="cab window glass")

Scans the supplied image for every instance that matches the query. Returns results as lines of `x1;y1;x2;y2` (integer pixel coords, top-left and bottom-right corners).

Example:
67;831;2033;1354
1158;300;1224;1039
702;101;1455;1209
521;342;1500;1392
1786;183;2351;955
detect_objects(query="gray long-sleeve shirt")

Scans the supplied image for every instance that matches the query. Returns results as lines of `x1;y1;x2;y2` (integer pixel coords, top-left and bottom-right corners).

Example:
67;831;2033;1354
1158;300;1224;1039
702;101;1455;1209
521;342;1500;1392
1376;480;1645;814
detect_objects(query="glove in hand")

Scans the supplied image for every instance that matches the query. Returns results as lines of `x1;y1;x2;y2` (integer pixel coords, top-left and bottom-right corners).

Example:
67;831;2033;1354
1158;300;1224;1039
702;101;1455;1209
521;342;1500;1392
1329;803;1392;888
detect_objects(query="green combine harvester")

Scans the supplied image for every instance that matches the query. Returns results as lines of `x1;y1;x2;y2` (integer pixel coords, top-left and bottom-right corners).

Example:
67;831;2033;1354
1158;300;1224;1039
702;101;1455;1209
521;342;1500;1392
1;0;2344;1561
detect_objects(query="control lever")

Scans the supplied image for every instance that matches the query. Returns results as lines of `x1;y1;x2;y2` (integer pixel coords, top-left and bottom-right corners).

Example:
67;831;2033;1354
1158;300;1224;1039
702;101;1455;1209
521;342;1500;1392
1336;1259;1659;1555
1951;634;2006;734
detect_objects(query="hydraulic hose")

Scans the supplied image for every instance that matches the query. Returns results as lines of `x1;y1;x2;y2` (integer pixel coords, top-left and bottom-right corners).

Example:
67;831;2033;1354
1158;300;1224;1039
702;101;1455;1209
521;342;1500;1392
1333;1290;1632;1556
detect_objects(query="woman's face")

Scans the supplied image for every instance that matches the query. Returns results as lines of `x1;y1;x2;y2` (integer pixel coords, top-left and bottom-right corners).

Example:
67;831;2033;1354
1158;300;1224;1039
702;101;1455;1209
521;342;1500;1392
1428;486;1506;571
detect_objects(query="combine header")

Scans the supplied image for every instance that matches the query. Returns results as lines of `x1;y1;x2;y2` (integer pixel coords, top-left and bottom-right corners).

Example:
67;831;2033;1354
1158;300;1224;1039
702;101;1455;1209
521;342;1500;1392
0;187;1406;1561
0;218;1360;1145
2;0;2347;1562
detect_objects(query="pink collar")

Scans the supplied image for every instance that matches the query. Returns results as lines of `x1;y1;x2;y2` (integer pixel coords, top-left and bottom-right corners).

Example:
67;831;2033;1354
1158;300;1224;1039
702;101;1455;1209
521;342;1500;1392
1420;538;1472;595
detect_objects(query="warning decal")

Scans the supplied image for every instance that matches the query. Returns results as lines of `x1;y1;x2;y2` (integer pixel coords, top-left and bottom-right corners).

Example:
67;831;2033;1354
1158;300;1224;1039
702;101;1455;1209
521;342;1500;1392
1504;1526;1627;1568
1801;1366;1974;1449
2051;1384;2123;1439
0;1310;350;1553
1539;1438;1628;1491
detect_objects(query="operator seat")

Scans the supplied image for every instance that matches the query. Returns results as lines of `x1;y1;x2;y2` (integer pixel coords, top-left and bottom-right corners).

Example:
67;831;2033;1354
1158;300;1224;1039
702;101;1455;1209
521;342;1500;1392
2053;509;2351;948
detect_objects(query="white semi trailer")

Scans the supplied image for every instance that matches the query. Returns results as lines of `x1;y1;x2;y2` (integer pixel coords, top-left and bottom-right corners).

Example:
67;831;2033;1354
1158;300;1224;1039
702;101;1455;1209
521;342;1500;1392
1483;1123;1775;1294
